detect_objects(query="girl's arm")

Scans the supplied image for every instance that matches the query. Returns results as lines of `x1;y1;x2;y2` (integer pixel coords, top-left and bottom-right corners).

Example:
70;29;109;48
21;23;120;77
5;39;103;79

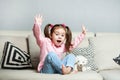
32;14;44;46
70;25;87;50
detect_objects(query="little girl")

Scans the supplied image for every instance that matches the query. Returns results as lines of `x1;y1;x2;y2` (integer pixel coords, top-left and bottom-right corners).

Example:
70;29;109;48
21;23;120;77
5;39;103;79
33;14;87;75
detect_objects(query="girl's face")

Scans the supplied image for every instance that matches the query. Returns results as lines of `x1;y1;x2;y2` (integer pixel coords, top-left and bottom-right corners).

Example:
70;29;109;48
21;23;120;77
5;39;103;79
51;27;66;47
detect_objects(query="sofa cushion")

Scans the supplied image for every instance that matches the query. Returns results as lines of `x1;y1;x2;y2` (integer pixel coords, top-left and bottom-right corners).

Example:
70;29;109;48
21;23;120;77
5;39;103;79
1;41;32;69
99;69;120;80
95;32;120;37
92;35;120;71
71;38;98;71
0;35;28;68
0;69;103;80
28;33;40;69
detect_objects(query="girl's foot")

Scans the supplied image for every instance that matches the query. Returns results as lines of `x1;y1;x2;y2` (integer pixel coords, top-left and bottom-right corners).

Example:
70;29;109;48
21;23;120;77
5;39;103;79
70;70;78;74
62;65;72;75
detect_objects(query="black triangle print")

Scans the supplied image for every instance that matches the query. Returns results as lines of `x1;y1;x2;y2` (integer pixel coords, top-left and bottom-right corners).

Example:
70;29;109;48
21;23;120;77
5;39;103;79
1;41;32;69
13;49;25;63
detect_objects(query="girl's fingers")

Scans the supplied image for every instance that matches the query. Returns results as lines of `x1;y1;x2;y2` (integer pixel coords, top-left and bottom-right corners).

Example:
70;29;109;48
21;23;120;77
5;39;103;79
81;24;88;35
34;14;43;24
82;25;87;31
40;16;43;19
82;25;85;31
38;14;42;18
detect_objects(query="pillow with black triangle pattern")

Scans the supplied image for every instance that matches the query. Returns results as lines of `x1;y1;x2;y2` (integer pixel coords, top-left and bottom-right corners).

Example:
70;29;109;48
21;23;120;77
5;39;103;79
1;41;33;69
113;54;120;65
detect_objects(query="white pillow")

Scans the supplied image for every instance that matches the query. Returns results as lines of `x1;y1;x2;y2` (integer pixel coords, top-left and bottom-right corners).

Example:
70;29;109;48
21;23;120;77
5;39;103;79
70;38;98;71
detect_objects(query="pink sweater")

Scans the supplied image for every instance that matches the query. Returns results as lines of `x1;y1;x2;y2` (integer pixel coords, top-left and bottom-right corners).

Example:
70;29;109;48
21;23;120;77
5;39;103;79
33;24;85;72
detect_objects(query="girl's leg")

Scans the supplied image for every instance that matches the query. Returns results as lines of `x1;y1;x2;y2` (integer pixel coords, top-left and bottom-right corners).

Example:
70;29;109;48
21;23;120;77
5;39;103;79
62;53;75;68
41;52;63;74
62;53;75;74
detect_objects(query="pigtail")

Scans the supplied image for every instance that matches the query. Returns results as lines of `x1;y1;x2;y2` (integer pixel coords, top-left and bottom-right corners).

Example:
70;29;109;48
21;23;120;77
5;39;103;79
44;24;51;38
65;26;72;52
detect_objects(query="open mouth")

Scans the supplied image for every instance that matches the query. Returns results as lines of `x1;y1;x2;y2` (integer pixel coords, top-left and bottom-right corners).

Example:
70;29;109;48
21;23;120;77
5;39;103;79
57;40;61;43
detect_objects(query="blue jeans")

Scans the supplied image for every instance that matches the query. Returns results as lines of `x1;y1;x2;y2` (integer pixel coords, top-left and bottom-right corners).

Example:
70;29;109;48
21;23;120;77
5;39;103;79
40;52;75;74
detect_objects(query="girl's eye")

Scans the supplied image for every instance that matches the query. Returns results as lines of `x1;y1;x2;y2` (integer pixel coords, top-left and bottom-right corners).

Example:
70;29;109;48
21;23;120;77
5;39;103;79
56;33;59;35
61;35;65;37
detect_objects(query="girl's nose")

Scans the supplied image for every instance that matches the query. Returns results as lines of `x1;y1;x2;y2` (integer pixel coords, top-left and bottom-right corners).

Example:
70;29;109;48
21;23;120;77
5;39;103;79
58;35;62;39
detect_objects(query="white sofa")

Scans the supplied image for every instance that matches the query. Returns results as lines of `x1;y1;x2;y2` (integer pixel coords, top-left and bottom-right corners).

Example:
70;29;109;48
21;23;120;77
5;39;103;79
0;30;120;80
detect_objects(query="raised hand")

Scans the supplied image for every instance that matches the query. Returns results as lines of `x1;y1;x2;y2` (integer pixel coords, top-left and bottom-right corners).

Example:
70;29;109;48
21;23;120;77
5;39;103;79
33;14;43;39
81;24;87;35
34;14;43;26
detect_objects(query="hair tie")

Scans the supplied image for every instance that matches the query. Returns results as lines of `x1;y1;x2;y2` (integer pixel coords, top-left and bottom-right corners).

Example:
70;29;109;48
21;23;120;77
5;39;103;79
49;24;54;28
61;24;66;27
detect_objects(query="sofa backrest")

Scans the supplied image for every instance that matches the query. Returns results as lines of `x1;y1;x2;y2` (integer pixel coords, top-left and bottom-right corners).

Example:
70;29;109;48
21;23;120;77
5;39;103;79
92;32;120;71
1;31;120;71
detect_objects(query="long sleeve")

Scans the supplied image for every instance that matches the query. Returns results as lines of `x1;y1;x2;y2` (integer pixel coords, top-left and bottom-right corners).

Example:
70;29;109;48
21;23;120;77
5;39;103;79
33;23;44;47
70;33;85;50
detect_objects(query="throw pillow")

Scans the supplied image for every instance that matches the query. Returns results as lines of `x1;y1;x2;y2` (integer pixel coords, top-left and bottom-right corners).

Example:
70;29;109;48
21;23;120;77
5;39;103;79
70;38;98;71
1;41;32;69
113;54;120;65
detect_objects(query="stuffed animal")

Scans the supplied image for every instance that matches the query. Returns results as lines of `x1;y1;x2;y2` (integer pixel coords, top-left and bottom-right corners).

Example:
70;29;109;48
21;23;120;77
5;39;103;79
74;55;91;72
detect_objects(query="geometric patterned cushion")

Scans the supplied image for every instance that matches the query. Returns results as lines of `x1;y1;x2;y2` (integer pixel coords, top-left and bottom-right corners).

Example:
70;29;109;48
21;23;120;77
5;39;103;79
113;54;120;65
1;41;32;69
71;38;98;71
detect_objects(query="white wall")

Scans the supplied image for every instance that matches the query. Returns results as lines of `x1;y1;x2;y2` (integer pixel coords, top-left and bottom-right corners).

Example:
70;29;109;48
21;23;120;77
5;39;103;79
0;0;120;32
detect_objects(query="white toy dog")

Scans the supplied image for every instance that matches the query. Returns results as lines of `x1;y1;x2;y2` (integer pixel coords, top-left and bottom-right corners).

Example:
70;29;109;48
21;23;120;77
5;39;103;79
74;55;91;72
